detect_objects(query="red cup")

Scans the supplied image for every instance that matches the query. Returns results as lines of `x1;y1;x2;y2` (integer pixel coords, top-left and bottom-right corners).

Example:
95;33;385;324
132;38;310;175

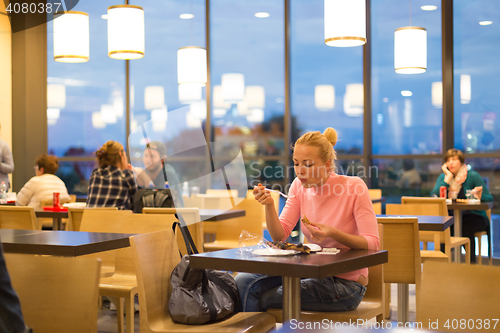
53;192;60;207
439;186;447;198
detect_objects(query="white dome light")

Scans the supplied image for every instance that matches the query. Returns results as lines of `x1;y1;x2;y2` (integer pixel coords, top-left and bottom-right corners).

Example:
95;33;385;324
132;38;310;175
401;90;413;97
431;82;442;108
324;0;366;47
107;5;145;60
47;84;66;108
343;84;364;116
460;74;471;104
180;13;194;19
144;86;165;110
222;73;245;103
394;27;427;74
53;11;89;63
178;83;202;104
100;104;117;124
255;12;270;18
421;5;437;11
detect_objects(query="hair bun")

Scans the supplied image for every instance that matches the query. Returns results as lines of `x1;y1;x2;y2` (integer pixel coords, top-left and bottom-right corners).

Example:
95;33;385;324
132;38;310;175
323;127;337;147
95;148;106;158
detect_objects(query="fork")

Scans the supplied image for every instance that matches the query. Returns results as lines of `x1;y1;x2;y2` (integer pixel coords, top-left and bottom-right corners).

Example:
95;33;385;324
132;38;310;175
254;186;295;199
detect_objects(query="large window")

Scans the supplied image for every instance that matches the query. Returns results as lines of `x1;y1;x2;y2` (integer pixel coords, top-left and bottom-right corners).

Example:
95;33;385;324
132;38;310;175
371;0;442;155
47;2;125;157
453;0;500;153
291;0;363;153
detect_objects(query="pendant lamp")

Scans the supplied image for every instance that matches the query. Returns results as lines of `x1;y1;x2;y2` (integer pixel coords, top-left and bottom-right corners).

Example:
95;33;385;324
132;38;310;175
107;5;145;60
315;85;335;110
222;73;245;103
394;1;427;74
177;47;207;86
178;83;203;104
324;0;366;47
53;11;89;62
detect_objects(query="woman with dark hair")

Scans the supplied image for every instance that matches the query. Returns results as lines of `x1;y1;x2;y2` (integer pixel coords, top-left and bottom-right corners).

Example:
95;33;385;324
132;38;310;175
16;154;71;209
430;148;493;263
87;141;137;210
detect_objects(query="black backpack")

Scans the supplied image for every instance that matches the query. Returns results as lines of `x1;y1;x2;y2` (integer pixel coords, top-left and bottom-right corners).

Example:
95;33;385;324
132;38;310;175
133;188;174;213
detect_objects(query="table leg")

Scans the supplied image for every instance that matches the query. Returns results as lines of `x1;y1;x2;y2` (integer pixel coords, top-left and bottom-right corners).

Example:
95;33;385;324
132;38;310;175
453;209;461;263
397;283;409;324
53;217;63;231
282;276;301;322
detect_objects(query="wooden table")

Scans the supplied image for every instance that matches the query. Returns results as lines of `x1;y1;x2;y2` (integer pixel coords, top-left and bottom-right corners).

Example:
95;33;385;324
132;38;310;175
0;229;133;256
190;246;388;321
377;214;454;231
35;210;68;230
199;209;245;221
447;201;493;262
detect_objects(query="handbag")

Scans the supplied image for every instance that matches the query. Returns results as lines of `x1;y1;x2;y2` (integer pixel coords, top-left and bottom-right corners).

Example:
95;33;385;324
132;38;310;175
169;217;240;325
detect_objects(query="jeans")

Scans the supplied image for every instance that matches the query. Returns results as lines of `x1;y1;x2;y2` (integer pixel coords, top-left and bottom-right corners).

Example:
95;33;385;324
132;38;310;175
235;273;366;313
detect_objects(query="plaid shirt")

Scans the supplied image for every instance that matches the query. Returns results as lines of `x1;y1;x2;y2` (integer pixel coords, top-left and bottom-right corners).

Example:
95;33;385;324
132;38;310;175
87;165;137;210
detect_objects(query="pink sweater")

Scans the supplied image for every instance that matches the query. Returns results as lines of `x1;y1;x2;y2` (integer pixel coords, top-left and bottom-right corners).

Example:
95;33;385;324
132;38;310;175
279;173;379;282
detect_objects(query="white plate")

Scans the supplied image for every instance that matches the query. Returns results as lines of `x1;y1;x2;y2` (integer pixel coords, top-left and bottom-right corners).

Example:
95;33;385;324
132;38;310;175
252;248;300;256
304;243;322;252
62;202;87;208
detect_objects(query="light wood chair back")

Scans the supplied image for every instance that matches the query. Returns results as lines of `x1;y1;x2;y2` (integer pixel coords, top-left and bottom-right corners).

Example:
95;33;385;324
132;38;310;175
142;207;203;255
67;207;118;231
5;253;100;333
204;190;264;251
369;189;382;214
130;230;276;333
0;206;39;230
401;196;448;215
206;189;239;198
417;262;500;331
183;196;204;208
475;209;492;265
376;216;421;286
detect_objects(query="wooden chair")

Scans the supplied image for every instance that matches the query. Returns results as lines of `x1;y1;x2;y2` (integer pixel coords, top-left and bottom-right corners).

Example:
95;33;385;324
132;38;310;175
369;189;382;214
5;253;101;333
475;209;493;265
386;204;450;264
129;229;276;333
400;197;471;264
81;210;177;333
267;224;385;324
183;196;204;208
204;190;264;251
67;206;118;231
142;207;204;255
417;262;500;331
0;206;39;230
376;216;421;323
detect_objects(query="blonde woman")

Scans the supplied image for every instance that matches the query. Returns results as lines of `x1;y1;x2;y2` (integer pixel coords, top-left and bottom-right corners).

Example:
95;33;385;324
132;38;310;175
87;141;137;210
236;128;379;313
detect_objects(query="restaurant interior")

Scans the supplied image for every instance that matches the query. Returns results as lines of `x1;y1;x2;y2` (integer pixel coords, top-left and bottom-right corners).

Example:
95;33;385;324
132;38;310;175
1;0;499;332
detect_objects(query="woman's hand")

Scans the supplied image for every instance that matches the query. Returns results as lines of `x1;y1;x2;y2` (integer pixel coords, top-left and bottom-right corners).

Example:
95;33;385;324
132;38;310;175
442;163;453;184
472;186;483;200
253;183;274;206
304;221;335;243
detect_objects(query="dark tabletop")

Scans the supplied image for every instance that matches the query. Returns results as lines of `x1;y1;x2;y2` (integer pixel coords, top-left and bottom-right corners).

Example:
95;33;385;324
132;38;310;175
189;246;388;279
446;201;493;210
0;229;134;256
199;209;245;221
371;196;386;204
35;210;68;219
377;214;454;232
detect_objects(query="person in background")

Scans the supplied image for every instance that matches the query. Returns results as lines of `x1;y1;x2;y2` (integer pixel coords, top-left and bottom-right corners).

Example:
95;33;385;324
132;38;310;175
0;123;14;191
398;159;422;189
236;128;379;312
87;141;137;210
16;154;71;209
430;148;493;263
133;141;183;206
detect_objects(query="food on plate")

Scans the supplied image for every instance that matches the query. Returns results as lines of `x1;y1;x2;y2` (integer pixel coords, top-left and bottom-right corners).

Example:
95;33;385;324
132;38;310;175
301;215;312;225
456;198;468;203
267;241;311;254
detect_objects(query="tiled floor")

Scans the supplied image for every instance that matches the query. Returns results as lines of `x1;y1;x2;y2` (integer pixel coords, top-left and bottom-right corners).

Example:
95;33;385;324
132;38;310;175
97;307;140;333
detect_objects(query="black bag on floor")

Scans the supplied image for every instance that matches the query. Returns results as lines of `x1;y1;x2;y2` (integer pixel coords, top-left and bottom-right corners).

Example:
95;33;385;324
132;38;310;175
132;188;174;213
169;219;239;325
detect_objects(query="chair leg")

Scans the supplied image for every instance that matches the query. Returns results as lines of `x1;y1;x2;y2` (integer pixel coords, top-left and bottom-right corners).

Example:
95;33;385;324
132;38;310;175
477;235;482;265
376;313;384;323
488;231;493;266
464;242;471;265
384;283;391;319
125;294;134;333
115;297;125;333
